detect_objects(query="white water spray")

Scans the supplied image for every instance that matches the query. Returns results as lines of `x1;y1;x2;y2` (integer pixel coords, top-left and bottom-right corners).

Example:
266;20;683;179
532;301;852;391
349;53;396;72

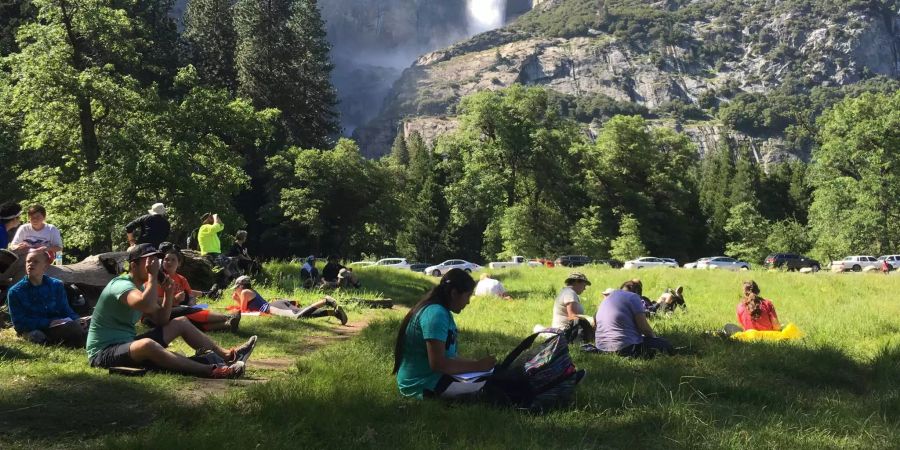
466;0;507;35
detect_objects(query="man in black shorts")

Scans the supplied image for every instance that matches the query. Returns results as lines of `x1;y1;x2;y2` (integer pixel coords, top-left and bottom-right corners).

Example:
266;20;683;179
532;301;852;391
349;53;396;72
85;244;256;378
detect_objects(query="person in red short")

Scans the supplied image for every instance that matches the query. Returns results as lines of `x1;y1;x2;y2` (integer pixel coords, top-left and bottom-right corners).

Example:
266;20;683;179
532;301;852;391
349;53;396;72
736;280;781;331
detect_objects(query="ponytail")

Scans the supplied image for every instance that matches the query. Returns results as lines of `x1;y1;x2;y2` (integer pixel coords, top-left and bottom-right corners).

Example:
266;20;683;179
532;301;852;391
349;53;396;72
392;269;475;374
741;280;763;319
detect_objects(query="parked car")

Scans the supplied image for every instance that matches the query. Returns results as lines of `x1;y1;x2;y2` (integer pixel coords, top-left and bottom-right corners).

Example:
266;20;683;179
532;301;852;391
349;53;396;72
488;256;542;269
684;258;710;269
623;257;678;269
373;258;411;270
554;255;593;267
764;253;821;271
409;263;431;273
830;255;879;272
424;259;482;277
531;258;556;268
660;258;678;266
877;255;900;269
697;256;751;271
348;261;375;268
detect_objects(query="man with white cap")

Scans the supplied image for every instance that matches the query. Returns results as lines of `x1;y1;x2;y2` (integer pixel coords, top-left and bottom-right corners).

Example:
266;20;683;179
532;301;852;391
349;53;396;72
124;203;171;248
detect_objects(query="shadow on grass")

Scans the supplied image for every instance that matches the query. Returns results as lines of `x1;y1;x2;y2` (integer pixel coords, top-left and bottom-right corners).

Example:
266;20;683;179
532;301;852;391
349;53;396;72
0;372;199;443
0;345;33;361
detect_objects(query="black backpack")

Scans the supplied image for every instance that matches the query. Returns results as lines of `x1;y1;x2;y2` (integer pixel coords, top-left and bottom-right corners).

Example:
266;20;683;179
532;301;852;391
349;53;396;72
483;330;584;412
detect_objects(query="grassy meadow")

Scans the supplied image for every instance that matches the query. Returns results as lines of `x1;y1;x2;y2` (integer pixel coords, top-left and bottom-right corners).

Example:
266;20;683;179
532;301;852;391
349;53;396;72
1;264;899;449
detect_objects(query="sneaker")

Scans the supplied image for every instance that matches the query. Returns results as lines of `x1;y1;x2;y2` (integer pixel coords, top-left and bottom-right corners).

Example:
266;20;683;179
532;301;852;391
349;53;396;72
210;361;245;379
334;306;348;326
324;296;337;308
232;335;257;364
227;311;241;334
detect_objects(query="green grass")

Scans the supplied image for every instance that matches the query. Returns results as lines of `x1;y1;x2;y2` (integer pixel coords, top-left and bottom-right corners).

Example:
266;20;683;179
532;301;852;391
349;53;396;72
2;265;900;448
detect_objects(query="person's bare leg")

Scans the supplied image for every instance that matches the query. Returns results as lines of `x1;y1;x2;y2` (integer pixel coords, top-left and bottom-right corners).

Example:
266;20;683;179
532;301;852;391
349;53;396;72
129;338;213;376
162;317;229;358
203;322;231;332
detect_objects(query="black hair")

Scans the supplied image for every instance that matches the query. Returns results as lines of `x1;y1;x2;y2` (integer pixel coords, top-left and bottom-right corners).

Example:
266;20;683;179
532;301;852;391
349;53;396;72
160;242;184;265
392;268;475;374
620;279;643;296
27;204;46;217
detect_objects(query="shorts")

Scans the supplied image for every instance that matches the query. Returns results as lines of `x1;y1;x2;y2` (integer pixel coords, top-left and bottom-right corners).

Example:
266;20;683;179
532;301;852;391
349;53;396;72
89;327;168;369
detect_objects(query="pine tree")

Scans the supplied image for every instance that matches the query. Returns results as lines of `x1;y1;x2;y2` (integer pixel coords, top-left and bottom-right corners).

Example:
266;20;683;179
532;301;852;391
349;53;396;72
610;214;648;261
184;0;238;91
728;145;761;207
234;0;339;148
390;132;409;167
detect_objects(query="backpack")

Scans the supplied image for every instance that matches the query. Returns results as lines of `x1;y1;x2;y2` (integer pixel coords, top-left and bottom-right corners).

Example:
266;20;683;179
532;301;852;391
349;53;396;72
186;228;200;251
483;330;584;412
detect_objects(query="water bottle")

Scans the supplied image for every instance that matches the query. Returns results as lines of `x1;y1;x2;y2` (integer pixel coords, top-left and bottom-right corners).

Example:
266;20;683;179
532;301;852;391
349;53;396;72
55;252;63;266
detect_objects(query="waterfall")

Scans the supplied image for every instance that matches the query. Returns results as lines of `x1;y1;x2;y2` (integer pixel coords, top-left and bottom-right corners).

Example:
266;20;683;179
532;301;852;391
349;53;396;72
466;0;507;35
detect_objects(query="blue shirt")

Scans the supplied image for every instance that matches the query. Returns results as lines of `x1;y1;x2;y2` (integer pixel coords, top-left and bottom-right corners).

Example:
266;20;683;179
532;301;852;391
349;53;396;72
594;290;647;351
396;304;458;399
0;227;9;250
6;275;79;334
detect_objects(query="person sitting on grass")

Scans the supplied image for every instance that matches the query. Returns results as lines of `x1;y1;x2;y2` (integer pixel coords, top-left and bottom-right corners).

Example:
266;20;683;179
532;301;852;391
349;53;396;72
7;249;85;347
85;244;255;379
226;230;260;276
300;255;319;289
0;201;22;252
393;268;496;399
551;272;593;329
736;280;780;331
620;279;654;312
321;255;360;289
594;288;674;358
141;245;240;334
473;273;511;300
230;275;348;325
10;204;63;256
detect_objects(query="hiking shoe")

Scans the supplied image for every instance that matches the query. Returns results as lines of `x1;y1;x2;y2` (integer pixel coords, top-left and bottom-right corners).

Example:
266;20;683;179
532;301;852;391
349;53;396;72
324;295;337;308
334;306;348;326
210;361;245;379
227;311;241;334
233;335;257;364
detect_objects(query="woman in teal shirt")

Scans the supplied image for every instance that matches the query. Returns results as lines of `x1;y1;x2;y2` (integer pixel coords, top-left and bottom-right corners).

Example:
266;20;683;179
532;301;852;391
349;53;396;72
393;269;496;399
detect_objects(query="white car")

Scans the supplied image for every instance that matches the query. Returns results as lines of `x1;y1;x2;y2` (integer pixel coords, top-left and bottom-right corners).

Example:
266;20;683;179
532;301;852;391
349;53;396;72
425;259;482;277
623;257;678;269
373;258;411;270
697;256;750;271
348;261;375;268
830;255;879;272
877;255;900;269
684;258;710;269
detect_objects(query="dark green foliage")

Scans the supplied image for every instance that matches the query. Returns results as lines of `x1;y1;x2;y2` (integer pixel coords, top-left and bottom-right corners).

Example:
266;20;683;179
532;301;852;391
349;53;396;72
0;0;35;56
234;0;339;149
184;0;238;90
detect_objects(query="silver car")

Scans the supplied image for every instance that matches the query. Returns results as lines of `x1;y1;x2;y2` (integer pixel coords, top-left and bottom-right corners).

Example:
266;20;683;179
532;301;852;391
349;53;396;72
697;256;750;271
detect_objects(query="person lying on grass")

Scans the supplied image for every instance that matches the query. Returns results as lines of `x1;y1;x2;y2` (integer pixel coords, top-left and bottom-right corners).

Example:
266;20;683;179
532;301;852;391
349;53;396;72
594;288;674;358
393;268;496;399
736;280;780;331
230;275;348;325
141;246;241;334
7;249;86;347
650;286;686;314
473;273;512;300
86;244;255;379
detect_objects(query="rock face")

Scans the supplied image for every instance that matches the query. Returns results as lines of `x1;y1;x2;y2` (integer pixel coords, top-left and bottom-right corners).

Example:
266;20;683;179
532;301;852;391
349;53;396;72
354;0;900;160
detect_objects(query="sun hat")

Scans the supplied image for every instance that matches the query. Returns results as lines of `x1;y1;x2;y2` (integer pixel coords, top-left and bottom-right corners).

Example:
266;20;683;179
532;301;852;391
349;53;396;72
233;275;252;288
338;268;350;279
565;272;591;285
127;243;162;262
148;203;167;215
0;202;22;220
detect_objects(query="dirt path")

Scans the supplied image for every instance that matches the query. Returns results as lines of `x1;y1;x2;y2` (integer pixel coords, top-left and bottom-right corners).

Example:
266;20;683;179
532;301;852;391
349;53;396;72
178;316;377;402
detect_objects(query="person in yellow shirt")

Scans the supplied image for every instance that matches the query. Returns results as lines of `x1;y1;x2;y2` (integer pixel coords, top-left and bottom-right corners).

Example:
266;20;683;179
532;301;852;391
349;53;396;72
198;213;224;256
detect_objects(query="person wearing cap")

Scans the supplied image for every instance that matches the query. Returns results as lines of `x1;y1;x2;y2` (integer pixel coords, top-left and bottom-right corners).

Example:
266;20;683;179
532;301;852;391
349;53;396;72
594;287;674;358
321;255;359;289
198;213;225;256
6;249;85;347
85;244;256;379
226;230;259;275
0;201;23;251
231;275;348;324
10;204;63;256
551;272;592;329
300;255;320;289
474;273;511;300
124;203;171;248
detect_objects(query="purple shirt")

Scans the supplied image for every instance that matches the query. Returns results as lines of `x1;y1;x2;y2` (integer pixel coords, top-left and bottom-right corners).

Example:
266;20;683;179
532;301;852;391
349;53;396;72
594;290;647;351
